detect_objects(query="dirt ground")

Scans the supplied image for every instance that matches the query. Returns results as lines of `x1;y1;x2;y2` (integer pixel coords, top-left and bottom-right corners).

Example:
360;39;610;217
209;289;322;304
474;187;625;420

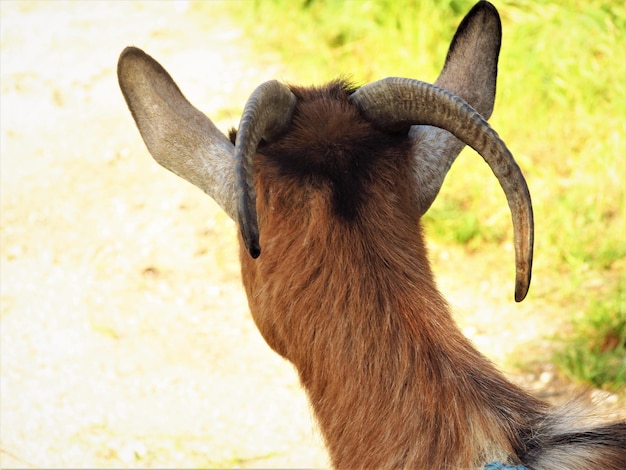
1;1;623;469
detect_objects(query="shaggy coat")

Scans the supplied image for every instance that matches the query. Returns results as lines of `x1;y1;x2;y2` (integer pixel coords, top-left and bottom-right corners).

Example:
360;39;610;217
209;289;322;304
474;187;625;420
237;82;626;469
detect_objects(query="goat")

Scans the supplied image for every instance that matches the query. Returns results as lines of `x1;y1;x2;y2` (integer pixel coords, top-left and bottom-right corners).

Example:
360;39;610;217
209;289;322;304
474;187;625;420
117;2;626;468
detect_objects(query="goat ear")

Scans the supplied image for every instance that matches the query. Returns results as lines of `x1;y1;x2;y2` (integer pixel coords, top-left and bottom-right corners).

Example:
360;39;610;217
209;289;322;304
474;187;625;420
117;47;238;220
410;1;502;216
435;0;501;118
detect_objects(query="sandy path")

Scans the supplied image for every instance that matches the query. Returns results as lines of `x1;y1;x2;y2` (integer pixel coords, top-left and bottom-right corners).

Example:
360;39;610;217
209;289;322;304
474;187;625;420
1;1;327;467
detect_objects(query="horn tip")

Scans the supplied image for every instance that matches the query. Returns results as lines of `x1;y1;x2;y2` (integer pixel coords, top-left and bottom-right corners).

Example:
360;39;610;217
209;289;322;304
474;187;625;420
514;281;530;303
248;242;261;259
239;218;261;259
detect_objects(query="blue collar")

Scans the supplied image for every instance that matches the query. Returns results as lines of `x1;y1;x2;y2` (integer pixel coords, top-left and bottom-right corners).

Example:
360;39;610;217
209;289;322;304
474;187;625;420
485;462;530;470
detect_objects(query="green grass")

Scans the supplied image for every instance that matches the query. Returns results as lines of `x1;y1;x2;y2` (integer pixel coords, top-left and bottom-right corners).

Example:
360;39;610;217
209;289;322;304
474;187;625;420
193;0;625;389
200;0;473;84
553;294;626;391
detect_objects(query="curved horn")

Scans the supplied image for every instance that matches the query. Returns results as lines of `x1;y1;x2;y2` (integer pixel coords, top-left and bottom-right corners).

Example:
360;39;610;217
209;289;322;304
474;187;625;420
350;77;533;302
235;80;297;258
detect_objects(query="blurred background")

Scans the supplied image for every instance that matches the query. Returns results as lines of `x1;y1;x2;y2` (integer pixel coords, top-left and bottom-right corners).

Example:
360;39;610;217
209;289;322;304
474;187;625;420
1;0;624;467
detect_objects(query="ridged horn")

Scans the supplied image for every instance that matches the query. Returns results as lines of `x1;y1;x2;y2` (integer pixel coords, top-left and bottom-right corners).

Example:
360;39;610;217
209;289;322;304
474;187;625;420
235;80;297;259
350;77;533;302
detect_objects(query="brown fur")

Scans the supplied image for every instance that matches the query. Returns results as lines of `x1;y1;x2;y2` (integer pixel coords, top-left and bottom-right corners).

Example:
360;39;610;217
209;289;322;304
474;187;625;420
234;81;626;469
119;3;626;467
